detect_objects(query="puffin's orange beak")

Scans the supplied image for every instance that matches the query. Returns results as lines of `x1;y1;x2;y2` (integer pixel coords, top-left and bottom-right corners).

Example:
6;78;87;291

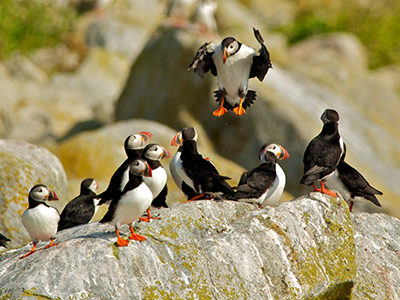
47;190;58;201
139;131;152;143
279;146;290;160
223;48;227;64
171;132;182;146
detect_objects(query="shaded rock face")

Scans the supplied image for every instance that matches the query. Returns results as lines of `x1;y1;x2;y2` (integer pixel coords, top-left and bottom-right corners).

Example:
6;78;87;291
0;140;68;247
0;194;359;299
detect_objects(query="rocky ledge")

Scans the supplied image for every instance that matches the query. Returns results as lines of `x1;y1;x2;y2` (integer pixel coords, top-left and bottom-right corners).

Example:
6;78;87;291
0;193;399;299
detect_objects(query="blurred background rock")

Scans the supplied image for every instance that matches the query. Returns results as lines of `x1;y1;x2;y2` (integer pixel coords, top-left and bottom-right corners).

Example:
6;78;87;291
0;0;399;245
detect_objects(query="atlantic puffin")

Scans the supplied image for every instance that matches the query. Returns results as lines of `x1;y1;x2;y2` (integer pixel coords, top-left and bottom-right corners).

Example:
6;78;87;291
227;143;289;207
170;131;198;200
140;143;171;222
58;178;99;231
188;27;272;116
300;109;345;197
21;184;60;258
326;148;382;212
0;233;10;248
100;159;153;247
171;127;233;200
98;131;152;205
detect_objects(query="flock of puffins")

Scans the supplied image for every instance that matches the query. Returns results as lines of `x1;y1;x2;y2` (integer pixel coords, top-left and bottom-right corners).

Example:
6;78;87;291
0;28;382;258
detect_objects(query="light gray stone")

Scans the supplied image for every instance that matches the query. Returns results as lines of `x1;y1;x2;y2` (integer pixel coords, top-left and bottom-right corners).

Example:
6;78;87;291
0;193;357;299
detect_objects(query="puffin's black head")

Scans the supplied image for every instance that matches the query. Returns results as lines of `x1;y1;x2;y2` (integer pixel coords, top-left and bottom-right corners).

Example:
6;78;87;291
143;143;171;161
321;109;339;124
171;127;198;146
259;143;290;162
80;178;98;194
130;159;152;177
124;131;152;152
221;37;241;63
29;184;58;203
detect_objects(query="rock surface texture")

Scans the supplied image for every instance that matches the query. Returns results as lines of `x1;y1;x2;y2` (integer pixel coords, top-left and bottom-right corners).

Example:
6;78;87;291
1;193;397;299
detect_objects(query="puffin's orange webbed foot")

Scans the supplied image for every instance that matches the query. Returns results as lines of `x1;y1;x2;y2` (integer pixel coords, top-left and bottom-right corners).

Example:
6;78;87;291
116;229;129;247
19;243;37;259
233;98;246;116
213;98;228;117
44;239;58;249
129;226;146;241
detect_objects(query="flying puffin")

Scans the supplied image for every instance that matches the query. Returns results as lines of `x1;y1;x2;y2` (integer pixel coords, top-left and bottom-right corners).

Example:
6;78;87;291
97;131;152;205
188;27;272;117
21;184;60;258
326;148;382;212
0;233;10;248
58;178;99;231
227;143;289;207
171;127;233;200
100;159;153;247
140;143;171;222
300;109;345;197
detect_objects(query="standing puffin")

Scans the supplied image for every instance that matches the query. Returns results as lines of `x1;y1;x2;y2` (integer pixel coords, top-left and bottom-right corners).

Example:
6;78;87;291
58;178;99;231
140;143;171;222
326;149;382;212
0;233;10;248
227;143;289;207
171;127;233;200
97;131;152;205
188;27;272;117
170;131;198;200
100;159;153;247
21;184;60;258
300;109;345;197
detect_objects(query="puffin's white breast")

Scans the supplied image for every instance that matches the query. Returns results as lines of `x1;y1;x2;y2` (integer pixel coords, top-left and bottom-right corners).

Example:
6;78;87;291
170;151;183;189
22;204;60;242
170;151;196;193
143;167;167;198
112;183;153;228
261;164;286;207
213;44;255;105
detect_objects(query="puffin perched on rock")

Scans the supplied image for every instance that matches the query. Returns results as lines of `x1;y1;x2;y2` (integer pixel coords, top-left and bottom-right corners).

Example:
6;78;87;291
300;109;345;197
227;143;289;207
326;148;382;212
98;131;152;205
100;159;153;247
188;27;272;117
140;143;171;222
58;178;99;231
0;233;10;248
171;127;233;200
21;184;60;258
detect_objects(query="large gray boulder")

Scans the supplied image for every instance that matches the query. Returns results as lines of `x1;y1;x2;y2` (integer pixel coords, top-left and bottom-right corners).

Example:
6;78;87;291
0;193;360;299
0;140;69;247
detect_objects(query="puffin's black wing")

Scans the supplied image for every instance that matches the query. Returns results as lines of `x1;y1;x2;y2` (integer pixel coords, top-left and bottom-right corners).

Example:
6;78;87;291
58;195;96;231
188;42;217;78
0;233;10;248
151;185;168;208
183;154;233;194
230;163;275;200
337;161;382;207
300;135;342;185
249;28;272;81
98;159;129;205
238;171;249;186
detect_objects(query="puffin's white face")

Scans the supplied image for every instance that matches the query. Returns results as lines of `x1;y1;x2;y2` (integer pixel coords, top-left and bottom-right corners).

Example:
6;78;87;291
259;143;290;163
226;40;240;56
144;144;171;161
126;132;152;150
130;160;152;177
29;185;58;202
88;180;98;193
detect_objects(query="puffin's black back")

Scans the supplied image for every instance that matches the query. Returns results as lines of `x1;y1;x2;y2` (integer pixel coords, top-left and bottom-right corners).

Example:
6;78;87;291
337;160;382;206
181;140;233;195
300;115;343;185
228;152;276;200
58;189;97;231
